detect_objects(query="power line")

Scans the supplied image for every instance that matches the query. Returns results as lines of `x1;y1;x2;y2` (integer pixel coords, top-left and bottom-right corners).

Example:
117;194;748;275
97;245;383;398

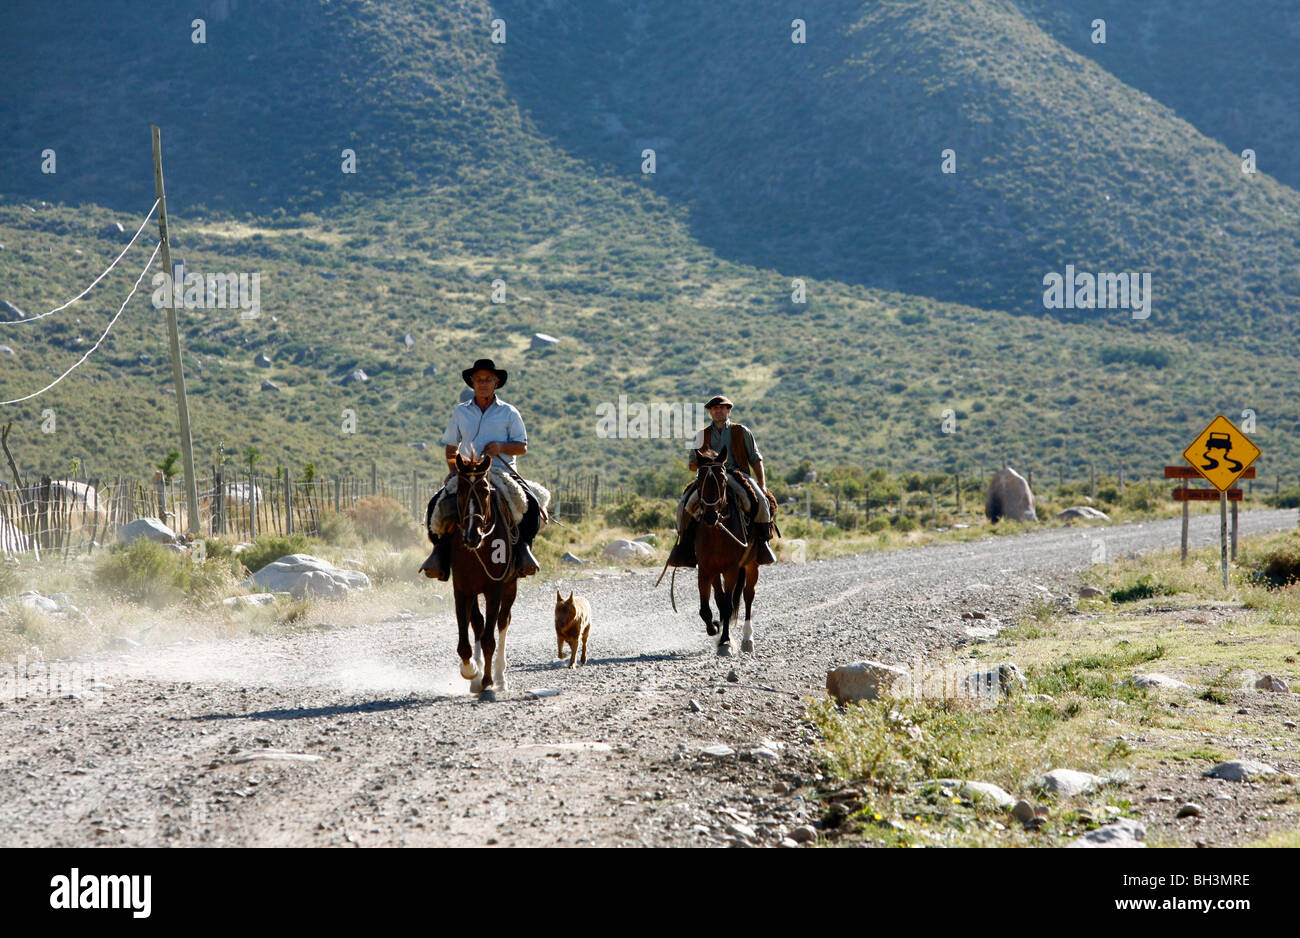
0;241;160;406
0;199;160;326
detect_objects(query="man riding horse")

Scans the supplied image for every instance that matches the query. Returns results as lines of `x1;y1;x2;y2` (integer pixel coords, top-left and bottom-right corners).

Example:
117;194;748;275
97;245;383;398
421;358;545;580
667;395;777;567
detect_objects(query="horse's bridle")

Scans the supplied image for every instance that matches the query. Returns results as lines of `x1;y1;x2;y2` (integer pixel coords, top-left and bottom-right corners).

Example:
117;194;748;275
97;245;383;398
696;458;749;549
455;466;518;582
456;468;496;546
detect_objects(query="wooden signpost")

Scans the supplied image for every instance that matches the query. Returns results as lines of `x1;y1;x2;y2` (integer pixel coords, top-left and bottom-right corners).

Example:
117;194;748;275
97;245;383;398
1172;416;1261;587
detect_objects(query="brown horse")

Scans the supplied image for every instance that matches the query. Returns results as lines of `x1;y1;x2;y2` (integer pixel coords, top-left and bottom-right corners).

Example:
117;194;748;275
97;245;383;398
423;451;520;697
693;447;759;655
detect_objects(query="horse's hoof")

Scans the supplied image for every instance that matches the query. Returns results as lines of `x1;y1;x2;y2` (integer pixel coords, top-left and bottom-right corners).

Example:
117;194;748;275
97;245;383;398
478;689;497;702
717;642;734;657
460;661;480;680
741;640;755;654
469;678;483;694
706;622;719;636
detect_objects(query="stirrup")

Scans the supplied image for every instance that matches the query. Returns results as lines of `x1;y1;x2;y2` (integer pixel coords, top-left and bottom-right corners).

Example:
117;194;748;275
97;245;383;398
514;540;540;578
419;536;451;581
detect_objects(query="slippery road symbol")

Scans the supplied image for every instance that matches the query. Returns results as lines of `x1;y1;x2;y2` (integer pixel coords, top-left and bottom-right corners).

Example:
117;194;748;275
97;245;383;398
1198;432;1243;473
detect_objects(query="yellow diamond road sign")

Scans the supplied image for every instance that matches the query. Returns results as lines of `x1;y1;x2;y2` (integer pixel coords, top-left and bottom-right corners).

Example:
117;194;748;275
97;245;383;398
1183;415;1260;492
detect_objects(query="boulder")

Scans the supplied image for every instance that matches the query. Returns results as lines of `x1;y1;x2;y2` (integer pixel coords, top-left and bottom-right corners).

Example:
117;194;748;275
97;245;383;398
0;345;14;355
423;363;438;377
1055;506;1111;522
632;533;658;545
561;551;585;565
963;662;1027;698
1202;760;1276;782
408;441;427;450
244;553;370;595
117;517;179;546
290;570;348;600
1126;673;1190;690
254;352;272;368
341;369;368;385
0;516;31;555
98;221;127;240
222;594;277;609
826;660;909;704
985;467;1037;523
1254;674;1291;693
1067;818;1146;848
929;779;1015;808
402;334;417;348
18;592;60;615
602;539;653;563
222;484;263;505
138;354;153;366
530;333;559;349
260;379;281;392
1035;768;1104;797
1078;586;1105;599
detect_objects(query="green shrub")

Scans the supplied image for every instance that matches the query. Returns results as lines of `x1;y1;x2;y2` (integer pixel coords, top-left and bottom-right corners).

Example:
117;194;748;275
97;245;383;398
1110;574;1176;603
94;539;241;608
1268;488;1300;509
0;562;19;598
893;515;918;533
239;533;310;574
603;494;674;531
1120;482;1163;513
316;509;360;546
1247;536;1300;587
866;517;890;533
349;495;419;547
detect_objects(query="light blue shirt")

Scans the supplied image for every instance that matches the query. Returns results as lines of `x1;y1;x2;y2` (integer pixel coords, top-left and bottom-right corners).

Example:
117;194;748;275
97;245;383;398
440;396;528;471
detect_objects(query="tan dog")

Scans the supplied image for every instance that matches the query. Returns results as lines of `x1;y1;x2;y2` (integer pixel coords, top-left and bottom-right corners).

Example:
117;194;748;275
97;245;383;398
554;591;592;668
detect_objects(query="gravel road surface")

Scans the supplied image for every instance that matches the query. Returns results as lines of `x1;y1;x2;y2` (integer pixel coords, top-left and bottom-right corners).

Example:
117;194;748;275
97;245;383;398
2;509;1293;847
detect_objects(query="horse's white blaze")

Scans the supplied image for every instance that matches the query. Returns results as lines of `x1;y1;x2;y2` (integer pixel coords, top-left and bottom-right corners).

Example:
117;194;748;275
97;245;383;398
493;630;508;690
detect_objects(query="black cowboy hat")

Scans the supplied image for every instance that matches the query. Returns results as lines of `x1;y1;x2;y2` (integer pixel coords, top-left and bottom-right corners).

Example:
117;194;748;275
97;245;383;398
462;358;507;388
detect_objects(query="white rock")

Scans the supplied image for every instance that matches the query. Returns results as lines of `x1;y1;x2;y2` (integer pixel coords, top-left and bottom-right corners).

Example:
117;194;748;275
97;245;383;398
290;570;348;600
1202;760;1277;782
725;822;756;841
790;825;817;844
751;748;780;763
0;516;31;555
232;750;323;764
222;594;277;609
826;660;909;704
701;745;735;758
1036;768;1104;797
1126;673;1190;690
18;592;59;615
1255;674;1291;693
931;778;1015;808
1078;586;1106;599
117;517;178;546
1067;818;1146;848
530;333;559;349
602;539;653;563
1056;506;1111;522
245;554;370;594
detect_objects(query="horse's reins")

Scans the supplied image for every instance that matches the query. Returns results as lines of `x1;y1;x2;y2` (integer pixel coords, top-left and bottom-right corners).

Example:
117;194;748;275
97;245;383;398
457;471;518;583
699;462;749;550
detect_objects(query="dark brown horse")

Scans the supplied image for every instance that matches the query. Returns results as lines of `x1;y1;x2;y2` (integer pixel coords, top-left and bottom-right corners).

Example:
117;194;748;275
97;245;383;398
423;451;520;697
693;447;759;655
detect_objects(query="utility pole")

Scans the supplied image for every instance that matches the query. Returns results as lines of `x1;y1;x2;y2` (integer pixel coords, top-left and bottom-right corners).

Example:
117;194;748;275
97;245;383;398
152;126;200;536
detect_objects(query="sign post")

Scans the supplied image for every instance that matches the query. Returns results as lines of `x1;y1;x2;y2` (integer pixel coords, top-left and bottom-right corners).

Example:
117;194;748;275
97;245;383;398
1181;415;1261;588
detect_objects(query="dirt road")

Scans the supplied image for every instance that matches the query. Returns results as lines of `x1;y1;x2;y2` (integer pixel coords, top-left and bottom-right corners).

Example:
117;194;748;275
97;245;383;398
2;510;1293;847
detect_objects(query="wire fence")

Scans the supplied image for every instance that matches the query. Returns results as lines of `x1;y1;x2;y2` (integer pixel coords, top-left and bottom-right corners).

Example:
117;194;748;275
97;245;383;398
0;462;1288;562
